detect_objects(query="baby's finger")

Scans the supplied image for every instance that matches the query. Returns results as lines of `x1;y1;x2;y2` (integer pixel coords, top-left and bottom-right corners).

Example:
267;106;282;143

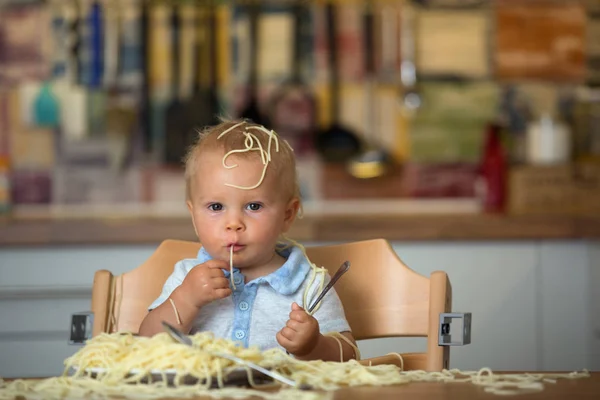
206;259;229;269
289;306;307;319
286;319;302;332
206;267;227;278
214;288;232;299
212;276;231;289
276;331;292;349
279;326;297;342
290;310;309;323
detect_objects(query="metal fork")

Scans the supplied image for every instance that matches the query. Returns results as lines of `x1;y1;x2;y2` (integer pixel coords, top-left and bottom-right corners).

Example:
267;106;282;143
307;260;350;313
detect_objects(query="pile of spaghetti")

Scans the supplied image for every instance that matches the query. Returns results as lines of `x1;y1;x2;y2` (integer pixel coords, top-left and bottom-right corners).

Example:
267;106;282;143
0;332;590;400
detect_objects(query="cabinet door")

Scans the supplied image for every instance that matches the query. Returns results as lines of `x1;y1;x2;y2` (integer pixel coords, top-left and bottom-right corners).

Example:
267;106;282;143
589;241;600;372
538;241;597;371
0;245;157;378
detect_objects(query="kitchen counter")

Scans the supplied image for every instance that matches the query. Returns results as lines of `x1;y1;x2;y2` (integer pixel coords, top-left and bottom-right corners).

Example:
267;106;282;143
1;209;599;246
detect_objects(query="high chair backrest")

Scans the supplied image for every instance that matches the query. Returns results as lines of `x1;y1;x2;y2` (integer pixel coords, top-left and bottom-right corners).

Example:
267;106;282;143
91;238;451;371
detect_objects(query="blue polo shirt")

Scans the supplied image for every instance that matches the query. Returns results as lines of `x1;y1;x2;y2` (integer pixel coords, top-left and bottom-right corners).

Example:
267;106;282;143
148;245;351;350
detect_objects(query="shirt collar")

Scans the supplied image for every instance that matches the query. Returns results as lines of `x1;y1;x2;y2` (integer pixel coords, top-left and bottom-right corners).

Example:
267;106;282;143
196;245;311;295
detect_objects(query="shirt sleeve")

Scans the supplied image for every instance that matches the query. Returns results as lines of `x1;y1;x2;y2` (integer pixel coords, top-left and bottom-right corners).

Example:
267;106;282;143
147;260;189;311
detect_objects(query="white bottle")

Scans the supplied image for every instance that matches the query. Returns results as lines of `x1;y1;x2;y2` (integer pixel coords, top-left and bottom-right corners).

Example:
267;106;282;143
525;112;571;165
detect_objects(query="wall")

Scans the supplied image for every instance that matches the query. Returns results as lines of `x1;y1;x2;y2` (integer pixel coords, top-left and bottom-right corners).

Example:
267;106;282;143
0;240;598;378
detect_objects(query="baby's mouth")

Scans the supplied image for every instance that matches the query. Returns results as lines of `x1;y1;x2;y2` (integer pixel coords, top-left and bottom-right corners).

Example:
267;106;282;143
228;243;245;252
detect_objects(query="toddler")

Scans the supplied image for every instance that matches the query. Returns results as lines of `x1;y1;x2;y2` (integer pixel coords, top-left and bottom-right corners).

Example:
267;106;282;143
139;120;356;361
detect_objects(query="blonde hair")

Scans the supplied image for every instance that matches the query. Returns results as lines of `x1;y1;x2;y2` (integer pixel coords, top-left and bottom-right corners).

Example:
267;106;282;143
184;119;301;203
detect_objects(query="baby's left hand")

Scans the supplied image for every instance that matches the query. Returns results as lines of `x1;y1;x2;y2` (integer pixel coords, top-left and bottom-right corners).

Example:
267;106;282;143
276;302;320;356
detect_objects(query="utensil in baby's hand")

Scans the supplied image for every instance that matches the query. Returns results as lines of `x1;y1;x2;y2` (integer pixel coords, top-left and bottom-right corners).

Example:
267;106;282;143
307;260;350;313
161;321;311;390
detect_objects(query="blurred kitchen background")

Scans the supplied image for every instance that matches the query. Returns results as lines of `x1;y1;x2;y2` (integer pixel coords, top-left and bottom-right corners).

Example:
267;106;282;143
1;0;599;214
0;0;599;379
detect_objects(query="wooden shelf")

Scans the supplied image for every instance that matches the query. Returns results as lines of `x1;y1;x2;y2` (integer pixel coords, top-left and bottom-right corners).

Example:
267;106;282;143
1;213;599;246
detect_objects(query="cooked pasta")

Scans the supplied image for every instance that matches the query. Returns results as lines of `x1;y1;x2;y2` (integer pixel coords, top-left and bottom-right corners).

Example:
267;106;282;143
0;332;590;400
230;244;236;291
217;122;283;191
324;332;361;362
168;298;182;325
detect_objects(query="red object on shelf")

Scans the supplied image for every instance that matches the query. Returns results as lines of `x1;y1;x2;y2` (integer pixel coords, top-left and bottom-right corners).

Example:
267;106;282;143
480;123;507;213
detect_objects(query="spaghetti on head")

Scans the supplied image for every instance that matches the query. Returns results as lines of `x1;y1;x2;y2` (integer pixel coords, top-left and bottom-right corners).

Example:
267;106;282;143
184;119;300;204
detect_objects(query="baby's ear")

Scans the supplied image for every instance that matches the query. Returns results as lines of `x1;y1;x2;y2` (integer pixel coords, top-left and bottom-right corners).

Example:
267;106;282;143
283;198;300;229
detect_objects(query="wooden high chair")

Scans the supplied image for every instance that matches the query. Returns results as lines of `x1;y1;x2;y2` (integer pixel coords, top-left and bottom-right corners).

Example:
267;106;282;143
90;238;459;371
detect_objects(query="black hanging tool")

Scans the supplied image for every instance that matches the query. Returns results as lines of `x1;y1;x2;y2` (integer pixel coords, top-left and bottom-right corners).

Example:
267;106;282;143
315;2;361;163
239;1;268;127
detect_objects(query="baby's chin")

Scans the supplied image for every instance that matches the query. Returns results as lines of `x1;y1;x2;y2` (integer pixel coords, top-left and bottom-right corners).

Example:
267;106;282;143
215;254;251;269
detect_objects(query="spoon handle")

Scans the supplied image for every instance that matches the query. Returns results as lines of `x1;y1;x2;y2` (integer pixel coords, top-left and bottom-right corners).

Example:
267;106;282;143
307;261;350;314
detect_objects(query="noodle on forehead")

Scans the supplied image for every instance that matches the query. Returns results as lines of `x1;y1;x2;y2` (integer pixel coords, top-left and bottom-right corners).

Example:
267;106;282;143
0;332;590;400
217;121;283;190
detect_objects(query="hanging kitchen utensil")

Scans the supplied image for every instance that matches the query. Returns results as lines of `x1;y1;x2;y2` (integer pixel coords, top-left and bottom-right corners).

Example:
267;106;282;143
239;1;268;127
266;0;317;156
140;0;152;151
66;0;80;84
400;3;420;115
103;0;120;88
347;2;390;179
165;0;221;165
147;1;175;156
314;2;361;163
83;0;106;138
78;0;104;89
119;0;144;92
48;0;83;142
182;0;220;139
164;1;190;164
105;0;142;172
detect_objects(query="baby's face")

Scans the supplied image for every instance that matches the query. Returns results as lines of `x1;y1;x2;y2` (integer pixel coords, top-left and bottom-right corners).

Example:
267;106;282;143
186;150;297;270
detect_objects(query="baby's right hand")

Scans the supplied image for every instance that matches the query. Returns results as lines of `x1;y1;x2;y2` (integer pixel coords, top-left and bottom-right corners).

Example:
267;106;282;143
179;259;232;308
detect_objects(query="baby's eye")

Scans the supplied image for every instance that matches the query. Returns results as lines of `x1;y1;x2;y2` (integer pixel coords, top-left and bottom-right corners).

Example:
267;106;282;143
208;203;223;211
246;203;262;211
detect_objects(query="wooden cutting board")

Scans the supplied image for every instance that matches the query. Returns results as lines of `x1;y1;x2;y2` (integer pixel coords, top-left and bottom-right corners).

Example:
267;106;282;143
495;0;586;81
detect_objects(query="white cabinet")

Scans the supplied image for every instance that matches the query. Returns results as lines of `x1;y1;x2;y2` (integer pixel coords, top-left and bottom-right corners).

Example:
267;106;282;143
588;241;600;371
537;242;593;371
0;246;156;378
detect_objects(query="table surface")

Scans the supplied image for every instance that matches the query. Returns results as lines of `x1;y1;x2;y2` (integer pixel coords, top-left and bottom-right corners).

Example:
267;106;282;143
327;372;600;400
7;372;599;400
